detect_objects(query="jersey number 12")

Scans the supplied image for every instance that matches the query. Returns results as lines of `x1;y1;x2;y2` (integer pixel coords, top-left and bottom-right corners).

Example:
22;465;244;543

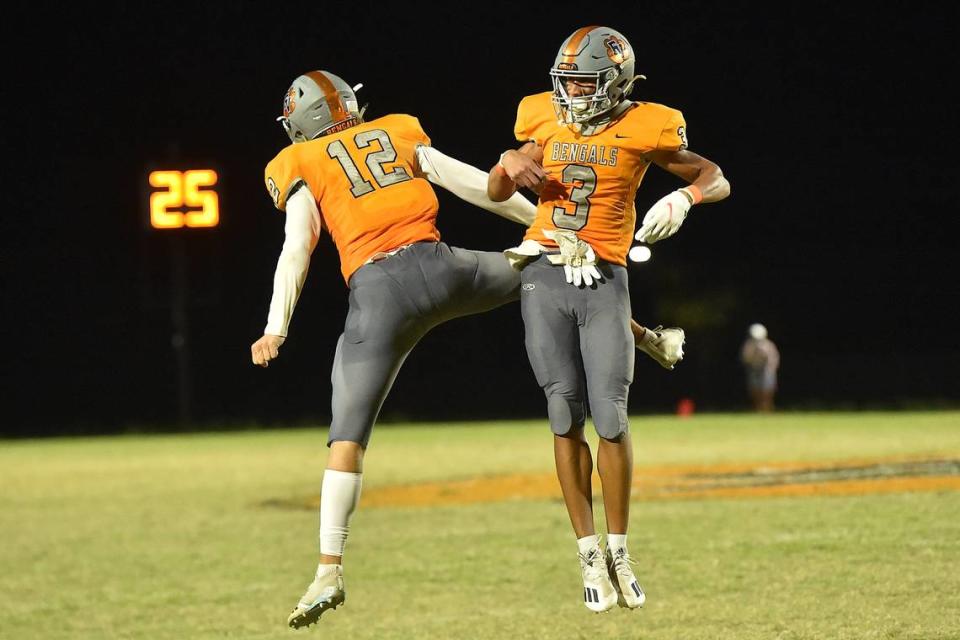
327;129;412;198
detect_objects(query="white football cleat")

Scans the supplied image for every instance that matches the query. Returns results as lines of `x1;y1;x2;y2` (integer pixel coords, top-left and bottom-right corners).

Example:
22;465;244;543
287;564;345;629
579;545;617;613
637;325;685;370
606;547;646;609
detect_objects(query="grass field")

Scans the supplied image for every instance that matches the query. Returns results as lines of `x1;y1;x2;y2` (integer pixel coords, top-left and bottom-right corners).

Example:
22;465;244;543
2;412;959;639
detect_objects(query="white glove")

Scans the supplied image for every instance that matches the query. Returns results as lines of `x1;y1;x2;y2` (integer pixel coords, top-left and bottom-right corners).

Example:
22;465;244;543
543;229;603;287
564;262;602;287
503;239;547;269
635;190;692;244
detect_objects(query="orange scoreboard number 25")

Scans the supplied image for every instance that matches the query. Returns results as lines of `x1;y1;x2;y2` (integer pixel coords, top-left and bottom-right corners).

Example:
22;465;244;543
149;169;220;229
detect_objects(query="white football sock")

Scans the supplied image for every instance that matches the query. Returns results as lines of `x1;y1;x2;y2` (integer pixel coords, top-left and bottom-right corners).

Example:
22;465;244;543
319;469;363;557
577;534;601;556
607;533;628;553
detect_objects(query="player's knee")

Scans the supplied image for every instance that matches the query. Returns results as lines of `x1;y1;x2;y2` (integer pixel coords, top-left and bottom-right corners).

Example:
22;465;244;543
327;431;369;448
327;414;374;449
590;398;628;440
554;424;587;441
545;391;586;436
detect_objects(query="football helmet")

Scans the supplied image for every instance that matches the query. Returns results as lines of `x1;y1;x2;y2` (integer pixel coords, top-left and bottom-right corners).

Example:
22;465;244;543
550;26;644;126
277;70;366;143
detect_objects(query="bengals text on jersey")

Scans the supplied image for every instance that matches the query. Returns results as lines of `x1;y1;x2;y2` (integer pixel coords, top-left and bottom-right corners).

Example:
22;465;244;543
515;92;687;265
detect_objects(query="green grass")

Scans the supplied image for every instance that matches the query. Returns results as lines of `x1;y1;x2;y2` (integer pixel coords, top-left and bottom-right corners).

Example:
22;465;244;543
1;412;959;639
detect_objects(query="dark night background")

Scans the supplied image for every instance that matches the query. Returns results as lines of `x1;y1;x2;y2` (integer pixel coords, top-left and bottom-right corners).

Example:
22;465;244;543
3;2;958;436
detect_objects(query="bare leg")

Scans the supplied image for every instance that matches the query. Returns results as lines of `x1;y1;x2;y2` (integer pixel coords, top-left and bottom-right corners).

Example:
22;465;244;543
327;440;364;473
554;427;596;538
597;431;633;534
760;391;775;413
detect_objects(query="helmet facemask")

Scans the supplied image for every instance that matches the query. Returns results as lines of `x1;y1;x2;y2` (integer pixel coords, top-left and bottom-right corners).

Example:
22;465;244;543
550;68;623;125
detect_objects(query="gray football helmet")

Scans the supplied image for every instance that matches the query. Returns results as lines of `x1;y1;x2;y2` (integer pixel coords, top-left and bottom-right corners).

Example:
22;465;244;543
550;26;644;125
277;70;366;143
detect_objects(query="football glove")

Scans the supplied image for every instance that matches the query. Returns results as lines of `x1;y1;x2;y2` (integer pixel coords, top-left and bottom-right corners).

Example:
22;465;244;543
635;190;692;244
543;229;603;287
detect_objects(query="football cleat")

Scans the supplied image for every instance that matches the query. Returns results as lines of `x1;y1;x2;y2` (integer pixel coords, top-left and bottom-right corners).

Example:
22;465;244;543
579;545;618;613
636;325;685;370
287;564;345;629
606;547;646;609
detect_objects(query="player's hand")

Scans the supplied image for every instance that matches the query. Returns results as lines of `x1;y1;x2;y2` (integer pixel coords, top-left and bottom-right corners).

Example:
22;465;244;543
635;190;692;244
251;334;286;368
544;229;604;288
499;149;548;192
563;263;603;287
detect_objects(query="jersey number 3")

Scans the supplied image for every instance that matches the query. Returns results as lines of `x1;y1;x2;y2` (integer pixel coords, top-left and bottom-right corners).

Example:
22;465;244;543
552;164;597;231
327;129;412;198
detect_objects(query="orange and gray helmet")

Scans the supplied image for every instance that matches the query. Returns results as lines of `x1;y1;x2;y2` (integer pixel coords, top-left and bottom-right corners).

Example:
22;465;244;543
277;70;366;143
550;26;644;125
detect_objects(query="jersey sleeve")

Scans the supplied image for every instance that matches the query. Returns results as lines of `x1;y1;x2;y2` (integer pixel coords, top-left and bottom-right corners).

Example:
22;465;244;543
514;99;530;143
410;116;431;147
655;109;689;151
388;114;431;147
264;147;307;212
514;93;554;146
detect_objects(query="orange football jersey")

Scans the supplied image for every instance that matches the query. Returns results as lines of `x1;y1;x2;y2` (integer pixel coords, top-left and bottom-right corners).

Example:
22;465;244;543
514;92;687;265
264;114;440;283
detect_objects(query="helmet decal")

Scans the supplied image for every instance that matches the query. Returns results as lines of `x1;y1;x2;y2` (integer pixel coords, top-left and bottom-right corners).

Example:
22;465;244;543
283;87;297;118
604;35;629;65
561;25;600;63
306;71;348;121
322;117;361;136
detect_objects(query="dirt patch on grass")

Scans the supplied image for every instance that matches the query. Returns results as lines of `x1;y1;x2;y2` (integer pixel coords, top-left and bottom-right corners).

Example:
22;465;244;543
262;457;960;510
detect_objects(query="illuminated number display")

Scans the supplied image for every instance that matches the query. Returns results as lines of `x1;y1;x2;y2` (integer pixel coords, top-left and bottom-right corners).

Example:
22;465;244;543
149;169;220;229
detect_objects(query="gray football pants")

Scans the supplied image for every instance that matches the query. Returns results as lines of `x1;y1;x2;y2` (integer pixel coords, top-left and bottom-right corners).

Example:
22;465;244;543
520;255;634;440
329;241;520;447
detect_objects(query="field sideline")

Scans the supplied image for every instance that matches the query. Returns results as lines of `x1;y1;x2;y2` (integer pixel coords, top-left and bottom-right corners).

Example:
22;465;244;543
2;412;958;639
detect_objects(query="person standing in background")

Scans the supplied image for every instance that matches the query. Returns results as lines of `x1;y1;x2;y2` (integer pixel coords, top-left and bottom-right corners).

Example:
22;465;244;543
741;323;780;412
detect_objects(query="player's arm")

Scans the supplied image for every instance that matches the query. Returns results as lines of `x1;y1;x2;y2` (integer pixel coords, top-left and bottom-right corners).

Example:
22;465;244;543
649;149;730;204
636;149;731;244
415;145;536;226
487;142;547;202
251;186;322;368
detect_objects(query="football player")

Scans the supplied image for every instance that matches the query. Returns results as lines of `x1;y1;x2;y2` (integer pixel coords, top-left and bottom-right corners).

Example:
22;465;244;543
251;70;686;628
488;26;731;613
